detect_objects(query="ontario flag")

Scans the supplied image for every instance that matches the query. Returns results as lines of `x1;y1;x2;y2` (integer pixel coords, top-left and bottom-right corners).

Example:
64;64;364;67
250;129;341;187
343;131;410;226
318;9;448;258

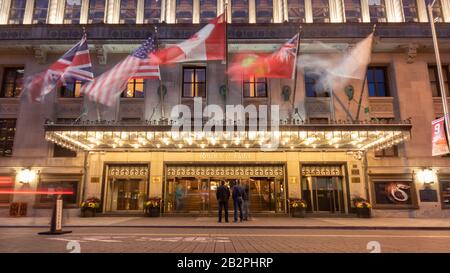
149;13;226;64
227;34;299;81
22;34;93;102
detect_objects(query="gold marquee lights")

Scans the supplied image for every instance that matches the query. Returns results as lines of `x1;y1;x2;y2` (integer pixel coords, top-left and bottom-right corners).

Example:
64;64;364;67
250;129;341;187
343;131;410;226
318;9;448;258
44;124;411;152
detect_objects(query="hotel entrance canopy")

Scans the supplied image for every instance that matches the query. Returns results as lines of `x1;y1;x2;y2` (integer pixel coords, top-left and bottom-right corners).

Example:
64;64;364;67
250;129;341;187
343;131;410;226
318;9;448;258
44;120;412;153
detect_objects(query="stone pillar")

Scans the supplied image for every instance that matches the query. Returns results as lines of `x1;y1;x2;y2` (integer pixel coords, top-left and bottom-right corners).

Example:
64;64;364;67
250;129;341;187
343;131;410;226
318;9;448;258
0;0;12;24
286;153;301;199
193;0;199;23
166;0;175;23
304;0;312;22
149;153;164;198
283;0;288;21
416;0;428;22
136;0;144;23
160;0;166;22
273;0;282;23
360;0;370;22
23;0;34;24
79;0;89;24
442;0;450;22
385;0;404;22
329;0;345;22
249;0;256;23
106;0;120;23
48;0;63;24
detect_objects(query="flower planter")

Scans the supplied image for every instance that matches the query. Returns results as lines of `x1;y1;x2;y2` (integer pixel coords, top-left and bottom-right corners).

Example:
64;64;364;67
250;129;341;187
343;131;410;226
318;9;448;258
291;208;306;218
356;207;371;218
146;207;161;217
81;208;96;217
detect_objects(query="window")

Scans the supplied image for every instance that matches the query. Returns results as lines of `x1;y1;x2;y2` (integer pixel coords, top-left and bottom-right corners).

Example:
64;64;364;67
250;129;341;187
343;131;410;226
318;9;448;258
60;81;83;98
0;176;14;204
120;0;138;24
287;0;305;23
144;0;162;23
53;144;77;157
375;146;398;157
367;67;389;97
122;79;145;98
182;67;206;97
64;0;82;24
256;0;273;23
8;0;26;24
402;0;419;22
429;66;450;97
305;70;329;97
425;0;444;22
243;76;267;98
37;180;79;206
32;0;49;24
371;179;417;209
232;0;249;23
1;67;24;98
440;179;450;208
88;0;106;23
345;0;362;22
368;0;387;22
200;0;217;23
176;0;193;23
0;119;16;157
312;0;329;22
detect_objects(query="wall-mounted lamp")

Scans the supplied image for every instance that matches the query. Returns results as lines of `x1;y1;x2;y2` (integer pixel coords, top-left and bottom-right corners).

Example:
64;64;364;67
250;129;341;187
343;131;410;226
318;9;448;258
417;168;435;185
18;168;36;184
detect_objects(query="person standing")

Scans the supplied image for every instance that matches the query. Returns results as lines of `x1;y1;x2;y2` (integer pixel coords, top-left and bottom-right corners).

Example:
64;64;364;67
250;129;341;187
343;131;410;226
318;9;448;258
216;181;230;223
242;182;250;221
232;180;244;222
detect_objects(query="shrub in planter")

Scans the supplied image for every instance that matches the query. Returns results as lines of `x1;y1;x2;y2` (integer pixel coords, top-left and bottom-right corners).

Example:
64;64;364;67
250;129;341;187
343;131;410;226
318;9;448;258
288;198;307;218
80;197;101;217
145;198;161;217
352;197;372;218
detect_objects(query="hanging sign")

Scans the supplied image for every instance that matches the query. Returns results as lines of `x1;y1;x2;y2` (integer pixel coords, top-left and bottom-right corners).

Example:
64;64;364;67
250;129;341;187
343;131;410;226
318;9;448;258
432;117;450;156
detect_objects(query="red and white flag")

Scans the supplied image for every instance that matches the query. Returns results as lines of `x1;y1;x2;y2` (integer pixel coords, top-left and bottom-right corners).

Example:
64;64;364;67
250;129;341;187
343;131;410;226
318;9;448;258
227;34;299;81
150;13;226;64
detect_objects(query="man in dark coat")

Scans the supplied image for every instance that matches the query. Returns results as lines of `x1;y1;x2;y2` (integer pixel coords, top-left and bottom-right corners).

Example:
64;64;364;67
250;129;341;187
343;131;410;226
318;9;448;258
232;180;244;222
216;180;230;223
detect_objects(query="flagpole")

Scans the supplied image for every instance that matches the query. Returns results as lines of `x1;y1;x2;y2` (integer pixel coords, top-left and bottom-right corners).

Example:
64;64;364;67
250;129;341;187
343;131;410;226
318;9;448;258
291;25;302;123
355;25;376;122
224;1;229;120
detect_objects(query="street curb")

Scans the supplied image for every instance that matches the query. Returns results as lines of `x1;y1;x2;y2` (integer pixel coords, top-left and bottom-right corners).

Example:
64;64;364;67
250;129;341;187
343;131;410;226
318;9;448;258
1;225;450;230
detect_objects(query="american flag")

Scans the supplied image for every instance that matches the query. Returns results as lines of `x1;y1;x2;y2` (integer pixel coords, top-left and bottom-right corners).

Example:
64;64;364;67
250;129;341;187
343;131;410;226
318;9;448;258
23;35;93;102
81;35;160;106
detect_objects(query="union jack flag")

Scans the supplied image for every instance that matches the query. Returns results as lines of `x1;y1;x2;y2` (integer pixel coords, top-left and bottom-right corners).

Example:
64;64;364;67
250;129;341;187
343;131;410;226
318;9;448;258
81;34;160;106
23;34;93;102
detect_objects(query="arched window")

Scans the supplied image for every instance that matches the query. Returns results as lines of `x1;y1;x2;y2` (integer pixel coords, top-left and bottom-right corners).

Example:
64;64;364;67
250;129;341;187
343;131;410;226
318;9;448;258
255;0;273;23
120;0;138;24
200;0;217;23
176;0;193;23
8;0;27;24
144;0;162;23
231;0;249;23
311;0;330;22
64;0;82;24
345;0;362;22
32;0;49;24
287;0;305;23
425;0;444;22
88;0;106;24
368;0;386;22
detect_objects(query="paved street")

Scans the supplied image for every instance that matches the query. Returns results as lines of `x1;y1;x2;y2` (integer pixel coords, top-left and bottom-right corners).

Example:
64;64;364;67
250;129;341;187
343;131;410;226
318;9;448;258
1;227;450;253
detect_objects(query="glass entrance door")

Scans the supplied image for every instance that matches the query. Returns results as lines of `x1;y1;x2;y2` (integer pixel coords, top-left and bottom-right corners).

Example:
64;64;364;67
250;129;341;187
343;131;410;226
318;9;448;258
302;176;345;213
107;178;146;211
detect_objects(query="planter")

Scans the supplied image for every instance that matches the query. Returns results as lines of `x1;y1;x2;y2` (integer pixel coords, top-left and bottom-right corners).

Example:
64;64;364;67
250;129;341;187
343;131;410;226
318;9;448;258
146;207;161;217
291;207;306;218
81;208;96;217
356;207;371;218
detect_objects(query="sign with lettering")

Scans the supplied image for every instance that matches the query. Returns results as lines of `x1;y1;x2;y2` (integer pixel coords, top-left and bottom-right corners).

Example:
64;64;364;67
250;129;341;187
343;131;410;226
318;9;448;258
432;117;450;156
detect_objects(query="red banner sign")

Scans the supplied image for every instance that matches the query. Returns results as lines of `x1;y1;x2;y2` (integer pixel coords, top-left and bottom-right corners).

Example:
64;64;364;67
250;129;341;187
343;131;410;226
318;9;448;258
432;117;450;156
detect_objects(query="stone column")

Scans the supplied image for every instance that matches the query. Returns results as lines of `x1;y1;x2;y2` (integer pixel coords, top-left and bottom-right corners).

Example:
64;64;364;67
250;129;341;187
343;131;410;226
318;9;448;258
166;0;175;23
273;0;282;23
160;0;166;22
0;0;12;24
416;0;428;22
249;0;256;23
193;0;199;23
385;0;404;22
149;153;164;198
329;0;345;23
286;153;301;199
360;0;370;22
136;0;144;23
106;0;120;23
23;0;34;24
79;0;89;24
304;0;312;23
283;0;288;21
441;0;450;22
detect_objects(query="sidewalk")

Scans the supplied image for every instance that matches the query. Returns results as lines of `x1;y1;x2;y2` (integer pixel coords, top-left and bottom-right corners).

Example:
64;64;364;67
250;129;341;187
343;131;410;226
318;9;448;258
2;216;450;230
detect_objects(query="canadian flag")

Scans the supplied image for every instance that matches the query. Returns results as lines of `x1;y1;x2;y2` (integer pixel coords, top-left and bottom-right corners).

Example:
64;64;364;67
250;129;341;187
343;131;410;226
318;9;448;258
150;13;226;64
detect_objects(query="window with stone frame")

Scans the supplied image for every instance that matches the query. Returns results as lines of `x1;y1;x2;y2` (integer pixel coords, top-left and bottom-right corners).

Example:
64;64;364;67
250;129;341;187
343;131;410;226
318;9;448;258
1;67;24;98
122;79;145;98
0;119;16;157
36;179;80;206
88;0;106;23
243;76;268;98
368;0;387;22
200;0;217;23
304;69;330;97
428;65;450;97
287;0;306;23
402;0;419;22
59;81;83;98
373;118;398;157
8;0;26;24
345;0;363;22
0;176;14;204
32;0;49;24
255;0;273;23
182;67;206;98
144;0;162;23
64;0;82;24
311;0;330;22
425;0;444;22
120;0;138;23
176;0;194;23
367;66;390;97
231;0;249;23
